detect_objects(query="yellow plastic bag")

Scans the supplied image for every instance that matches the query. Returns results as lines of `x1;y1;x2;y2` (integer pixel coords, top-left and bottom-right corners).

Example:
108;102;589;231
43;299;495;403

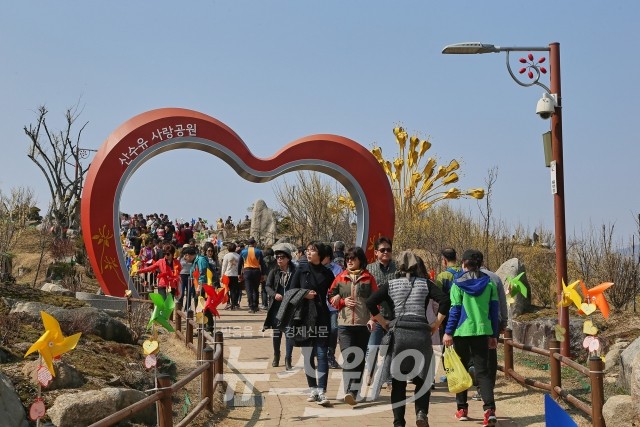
443;346;473;394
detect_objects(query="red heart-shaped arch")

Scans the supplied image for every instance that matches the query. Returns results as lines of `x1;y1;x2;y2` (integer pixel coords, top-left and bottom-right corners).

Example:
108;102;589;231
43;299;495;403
81;108;394;296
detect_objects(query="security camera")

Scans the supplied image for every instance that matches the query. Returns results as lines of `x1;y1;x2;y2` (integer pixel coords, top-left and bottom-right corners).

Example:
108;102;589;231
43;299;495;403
536;93;558;120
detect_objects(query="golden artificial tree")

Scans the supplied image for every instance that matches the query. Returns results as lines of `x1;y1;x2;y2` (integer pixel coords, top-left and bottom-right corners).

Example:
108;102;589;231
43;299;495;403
370;126;485;249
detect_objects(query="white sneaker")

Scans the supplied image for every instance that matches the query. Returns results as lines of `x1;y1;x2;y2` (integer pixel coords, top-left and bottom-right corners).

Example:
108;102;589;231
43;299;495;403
316;392;331;407
306;388;319;402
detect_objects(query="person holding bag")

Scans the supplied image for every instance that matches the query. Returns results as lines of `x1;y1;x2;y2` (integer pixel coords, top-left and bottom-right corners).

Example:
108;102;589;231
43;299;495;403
366;251;450;427
442;249;499;427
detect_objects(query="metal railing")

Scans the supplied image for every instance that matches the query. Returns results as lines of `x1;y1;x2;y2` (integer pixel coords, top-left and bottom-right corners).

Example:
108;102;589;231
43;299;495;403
88;300;224;427
500;328;605;427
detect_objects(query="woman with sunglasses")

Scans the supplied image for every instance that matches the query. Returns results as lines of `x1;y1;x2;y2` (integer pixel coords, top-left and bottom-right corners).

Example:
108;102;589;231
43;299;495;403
137;243;181;300
263;247;297;370
289;241;335;407
329;246;378;405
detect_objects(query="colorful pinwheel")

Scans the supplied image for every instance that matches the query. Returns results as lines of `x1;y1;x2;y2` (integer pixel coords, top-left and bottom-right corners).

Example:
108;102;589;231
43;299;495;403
201;285;226;319
506;272;527;304
24;312;82;376
558;279;582;309
148;293;175;332
579;281;614;319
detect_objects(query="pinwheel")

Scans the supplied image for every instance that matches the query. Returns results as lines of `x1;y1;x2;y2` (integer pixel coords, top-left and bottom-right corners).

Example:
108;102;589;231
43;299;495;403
558;279;582;309
506;272;527;304
201;285;226;319
579;281;614;319
24;312;82;376
148;293;175;332
195;296;206;324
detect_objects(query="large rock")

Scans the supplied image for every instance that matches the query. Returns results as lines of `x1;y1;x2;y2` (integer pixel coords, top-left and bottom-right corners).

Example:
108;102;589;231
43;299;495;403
22;361;85;390
40;282;74;297
495;258;530;318
603;395;637;426
48;387;156;426
106;363;154;391
75;291;127;311
250;199;277;246
604;341;629;373
511;317;584;357
618;337;640;393
9;302;134;344
0;372;29;427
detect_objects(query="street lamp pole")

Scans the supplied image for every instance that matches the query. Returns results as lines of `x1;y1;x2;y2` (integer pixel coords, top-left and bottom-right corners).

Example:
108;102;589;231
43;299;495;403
442;42;570;356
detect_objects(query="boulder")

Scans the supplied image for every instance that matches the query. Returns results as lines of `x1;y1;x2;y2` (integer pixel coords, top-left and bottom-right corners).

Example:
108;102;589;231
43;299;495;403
250;199;278;246
618;337;640;393
40;282;74;297
511;317;584;357
495;258;530;318
631;352;640;416
10;302;134;344
48;387;156;426
22;361;85;390
604;341;629;373
106;363;153;391
603;395;637;427
0;372;29;427
0;347;14;363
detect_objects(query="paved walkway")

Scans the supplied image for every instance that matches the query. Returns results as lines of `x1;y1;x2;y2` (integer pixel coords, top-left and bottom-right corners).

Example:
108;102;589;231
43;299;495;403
216;307;517;426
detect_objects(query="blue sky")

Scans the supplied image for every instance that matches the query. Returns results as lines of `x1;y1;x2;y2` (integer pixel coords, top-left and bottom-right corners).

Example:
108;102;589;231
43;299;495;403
1;2;639;246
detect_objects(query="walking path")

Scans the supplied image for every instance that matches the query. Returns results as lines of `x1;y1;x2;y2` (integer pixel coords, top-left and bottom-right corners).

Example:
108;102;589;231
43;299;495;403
214;307;518;426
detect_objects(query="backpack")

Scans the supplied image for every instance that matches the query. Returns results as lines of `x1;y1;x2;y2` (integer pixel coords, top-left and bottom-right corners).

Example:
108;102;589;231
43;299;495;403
442;267;461;294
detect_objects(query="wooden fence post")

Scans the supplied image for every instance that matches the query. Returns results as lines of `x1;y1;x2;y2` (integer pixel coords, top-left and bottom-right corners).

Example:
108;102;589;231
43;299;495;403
503;328;513;379
175;301;182;333
549;339;561;400
215;331;224;380
186;310;194;346
589;356;606;427
202;346;214;412
197;324;204;361
157;374;173;427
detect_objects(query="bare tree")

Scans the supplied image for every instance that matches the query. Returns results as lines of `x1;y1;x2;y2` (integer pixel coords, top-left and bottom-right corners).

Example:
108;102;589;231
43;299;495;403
24;105;90;237
0;187;36;281
570;223;638;312
274;172;355;245
478;166;498;266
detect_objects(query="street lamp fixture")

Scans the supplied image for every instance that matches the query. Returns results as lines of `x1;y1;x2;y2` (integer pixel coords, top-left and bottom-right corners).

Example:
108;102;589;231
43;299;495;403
442;41;570;356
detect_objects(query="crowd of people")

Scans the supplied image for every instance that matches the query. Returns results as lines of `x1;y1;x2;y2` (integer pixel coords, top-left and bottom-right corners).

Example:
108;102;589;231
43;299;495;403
121;212;507;427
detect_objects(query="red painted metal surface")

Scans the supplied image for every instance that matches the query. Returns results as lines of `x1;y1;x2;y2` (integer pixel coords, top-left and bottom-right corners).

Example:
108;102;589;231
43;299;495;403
81;108;395;296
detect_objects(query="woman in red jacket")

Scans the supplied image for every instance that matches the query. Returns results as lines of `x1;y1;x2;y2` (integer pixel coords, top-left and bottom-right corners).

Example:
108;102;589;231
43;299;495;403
138;243;181;299
329;246;377;405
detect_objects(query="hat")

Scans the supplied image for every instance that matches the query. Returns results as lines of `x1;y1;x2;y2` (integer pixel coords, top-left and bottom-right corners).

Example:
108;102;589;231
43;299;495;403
462;249;483;263
397;250;422;275
274;248;292;259
182;243;190;249
248;237;256;245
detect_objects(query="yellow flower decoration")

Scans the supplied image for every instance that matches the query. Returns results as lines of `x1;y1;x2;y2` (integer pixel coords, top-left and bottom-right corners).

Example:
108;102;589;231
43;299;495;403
104;256;118;271
446;159;460;173
466;188;485;199
443;173;459;185
418;140;431;157
442;188;462;199
92;225;113;248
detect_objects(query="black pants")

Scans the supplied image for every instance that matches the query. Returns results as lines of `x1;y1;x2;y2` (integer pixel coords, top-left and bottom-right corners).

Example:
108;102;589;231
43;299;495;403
391;375;430;427
453;335;495;411
338;325;369;396
243;269;261;310
228;276;240;307
157;286;177;300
